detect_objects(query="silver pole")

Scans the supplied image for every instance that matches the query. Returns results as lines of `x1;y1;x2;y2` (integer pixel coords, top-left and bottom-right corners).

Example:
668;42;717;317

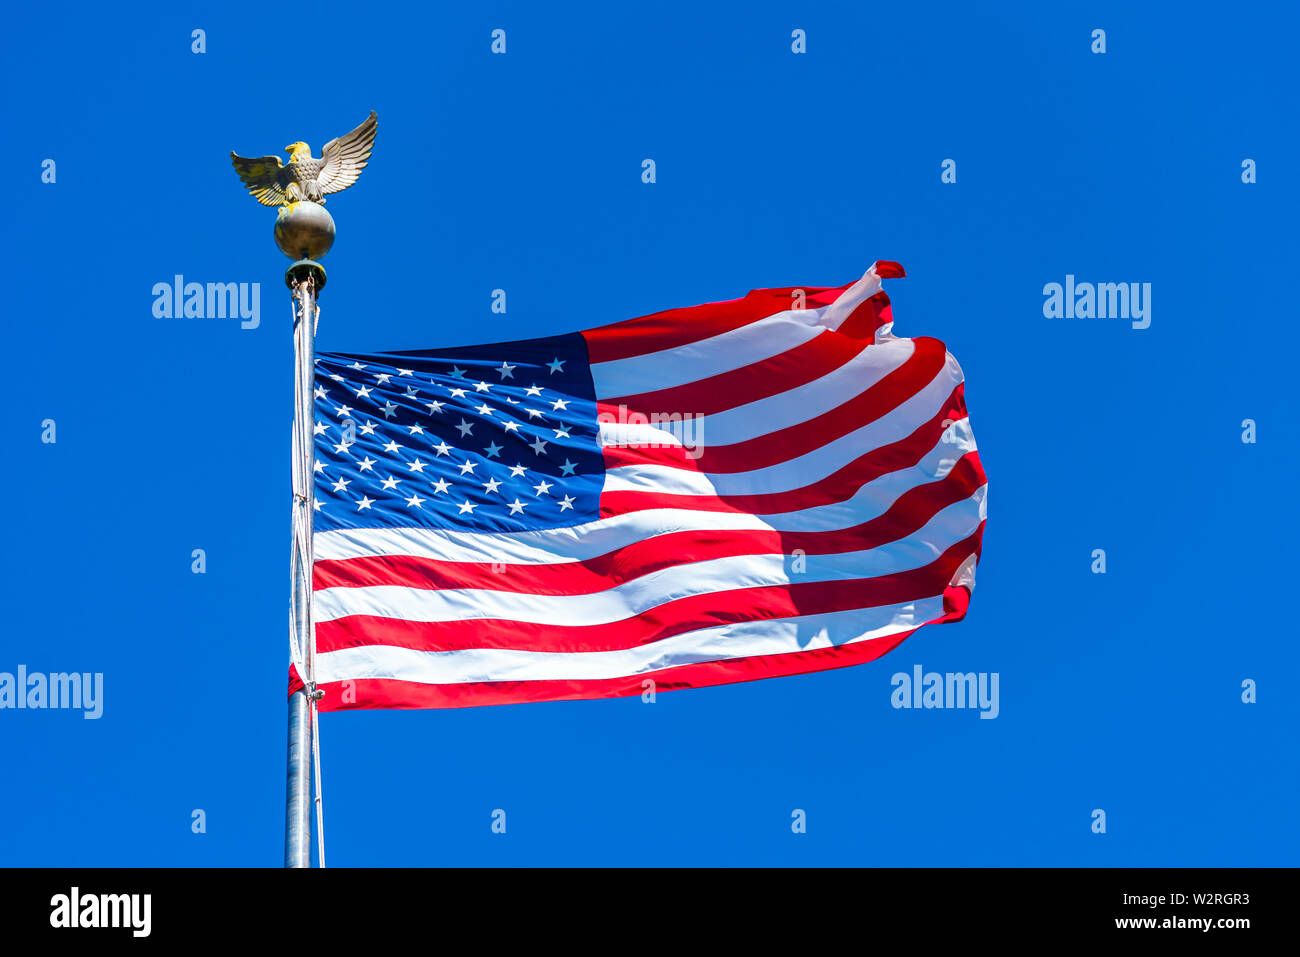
285;261;323;868
285;687;312;867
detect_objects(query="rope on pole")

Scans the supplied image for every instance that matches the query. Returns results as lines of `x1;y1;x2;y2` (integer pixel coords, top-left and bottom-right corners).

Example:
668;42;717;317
311;691;326;867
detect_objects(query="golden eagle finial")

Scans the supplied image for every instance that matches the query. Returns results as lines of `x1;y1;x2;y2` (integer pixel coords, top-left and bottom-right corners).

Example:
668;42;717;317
230;111;378;208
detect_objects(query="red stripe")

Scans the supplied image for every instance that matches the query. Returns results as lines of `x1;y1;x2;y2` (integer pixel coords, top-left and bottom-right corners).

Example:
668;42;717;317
314;523;984;656
600;384;972;516
840;297;893;340
583;284;856;364
601;336;948;474
598;292;893;412
312;629;917;710
313;452;985;597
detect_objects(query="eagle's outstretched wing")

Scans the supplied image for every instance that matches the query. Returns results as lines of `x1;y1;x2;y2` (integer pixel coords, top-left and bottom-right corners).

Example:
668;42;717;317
230;153;291;207
317;111;378;196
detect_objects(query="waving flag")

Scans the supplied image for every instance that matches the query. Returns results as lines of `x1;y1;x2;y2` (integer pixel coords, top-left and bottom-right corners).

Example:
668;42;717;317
291;262;987;710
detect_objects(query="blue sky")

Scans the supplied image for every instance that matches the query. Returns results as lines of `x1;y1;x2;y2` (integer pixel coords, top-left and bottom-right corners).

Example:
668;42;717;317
1;1;1296;866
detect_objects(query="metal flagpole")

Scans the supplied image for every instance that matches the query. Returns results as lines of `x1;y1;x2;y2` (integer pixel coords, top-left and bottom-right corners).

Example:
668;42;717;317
284;689;312;867
285;259;324;868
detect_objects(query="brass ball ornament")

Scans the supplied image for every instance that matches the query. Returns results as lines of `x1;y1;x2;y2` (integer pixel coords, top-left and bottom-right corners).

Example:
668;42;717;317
274;201;336;261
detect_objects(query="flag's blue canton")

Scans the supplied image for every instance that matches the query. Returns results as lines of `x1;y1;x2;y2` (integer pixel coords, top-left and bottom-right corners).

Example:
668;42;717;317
312;333;602;534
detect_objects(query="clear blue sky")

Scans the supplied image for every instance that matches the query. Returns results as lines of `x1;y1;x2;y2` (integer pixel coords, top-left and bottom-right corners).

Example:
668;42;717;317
1;1;1295;866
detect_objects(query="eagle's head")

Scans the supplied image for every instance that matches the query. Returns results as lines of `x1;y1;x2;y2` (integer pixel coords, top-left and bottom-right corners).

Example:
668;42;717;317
285;141;312;162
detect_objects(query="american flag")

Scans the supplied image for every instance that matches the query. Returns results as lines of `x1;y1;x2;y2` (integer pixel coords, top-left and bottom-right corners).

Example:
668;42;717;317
290;262;987;709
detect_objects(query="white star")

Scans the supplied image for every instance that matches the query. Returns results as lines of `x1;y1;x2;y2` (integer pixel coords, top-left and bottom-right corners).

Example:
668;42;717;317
384;440;402;454
408;459;427;473
331;476;352;492
558;495;575;512
457;500;478;514
529;437;549;456
502;421;522;434
328;373;345;383
398;368;414;377
474;380;491;393
551;398;569;411
359;420;378;435
507;499;527;515
497;361;517;379
524;384;543;397
313;500;322;511
524;407;545;420
533;479;553;496
335;404;353;417
425;400;445;414
380;475;402;490
482;477;502;494
456;419;474;437
547;357;566;374
355;385;373;399
559;458;577;476
504;397;519;405
313;421;328;436
374;373;392;384
431;478;450;494
484;441;503;458
475;403;494;416
403;386;419;398
407;424;425;435
508;463;528;478
356;495;375;511
349;362;366;371
458;460;478;475
553;428;570;439
448;387;468;399
314;385;327;399
313;461;325;474
381;401;398;419
357;456;377;472
332;441;353;455
432;441;452;457
405;493;426;508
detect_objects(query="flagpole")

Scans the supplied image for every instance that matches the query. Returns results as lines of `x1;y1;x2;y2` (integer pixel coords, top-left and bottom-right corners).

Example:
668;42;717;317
284;688;312;867
285;257;325;868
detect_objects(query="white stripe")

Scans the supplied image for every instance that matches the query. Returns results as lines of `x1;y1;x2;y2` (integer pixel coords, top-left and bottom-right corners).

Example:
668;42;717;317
591;310;828;399
316;506;775;565
314;488;985;625
315;597;942;685
313;420;979;565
